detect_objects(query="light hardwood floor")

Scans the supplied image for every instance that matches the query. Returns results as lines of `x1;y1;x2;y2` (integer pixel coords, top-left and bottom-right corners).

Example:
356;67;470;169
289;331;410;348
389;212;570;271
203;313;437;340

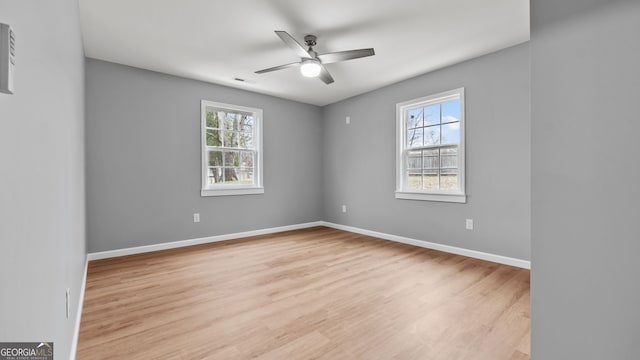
77;227;530;359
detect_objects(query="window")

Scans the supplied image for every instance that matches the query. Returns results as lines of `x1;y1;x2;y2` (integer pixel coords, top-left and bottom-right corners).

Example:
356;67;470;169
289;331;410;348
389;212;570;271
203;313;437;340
201;100;263;196
396;88;466;203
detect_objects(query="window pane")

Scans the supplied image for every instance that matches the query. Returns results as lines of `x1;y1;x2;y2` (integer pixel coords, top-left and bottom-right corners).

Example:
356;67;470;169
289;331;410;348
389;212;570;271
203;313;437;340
206;129;221;146
407;108;423;129
423;149;439;170
441;100;461;124
240;151;254;168
206;111;220;128
224;113;235;130
224;151;239;167
407;170;422;190
221;167;238;183
244;115;254;128
425;104;440;126
239;132;253;148
423;172;439;190
241;123;253;133
225;131;239;148
440;147;459;190
441;122;460;145
233;114;242;130
407;127;423;148
219;167;254;184
216;111;226;127
440;173;458;190
235;169;254;185
208;151;223;166
440;147;458;169
208;167;223;184
424;126;441;146
406;150;422;169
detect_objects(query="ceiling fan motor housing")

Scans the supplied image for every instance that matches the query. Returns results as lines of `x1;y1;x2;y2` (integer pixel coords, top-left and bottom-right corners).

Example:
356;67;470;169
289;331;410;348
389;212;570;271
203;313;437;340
304;35;317;47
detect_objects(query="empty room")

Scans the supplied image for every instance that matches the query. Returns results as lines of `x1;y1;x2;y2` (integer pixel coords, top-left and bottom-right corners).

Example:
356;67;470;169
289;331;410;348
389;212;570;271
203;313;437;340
1;0;639;359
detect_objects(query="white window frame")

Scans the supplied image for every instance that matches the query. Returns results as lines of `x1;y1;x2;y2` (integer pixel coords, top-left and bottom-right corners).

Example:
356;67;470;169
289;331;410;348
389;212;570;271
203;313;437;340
395;88;466;203
201;100;264;197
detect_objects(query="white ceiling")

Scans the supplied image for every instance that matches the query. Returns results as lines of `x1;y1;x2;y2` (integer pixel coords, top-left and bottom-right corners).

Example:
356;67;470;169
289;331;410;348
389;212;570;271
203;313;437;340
79;0;529;106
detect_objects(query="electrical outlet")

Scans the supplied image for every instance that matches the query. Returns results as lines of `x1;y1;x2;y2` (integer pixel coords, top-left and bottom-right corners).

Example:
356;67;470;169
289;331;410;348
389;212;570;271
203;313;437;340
193;213;200;223
465;219;474;230
342;205;347;213
346;116;350;125
65;288;70;319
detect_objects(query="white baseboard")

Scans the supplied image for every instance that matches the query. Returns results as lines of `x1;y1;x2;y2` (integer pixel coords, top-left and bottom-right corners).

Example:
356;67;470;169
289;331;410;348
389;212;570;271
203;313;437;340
320;221;531;269
86;220;530;270
87;221;324;261
69;257;88;360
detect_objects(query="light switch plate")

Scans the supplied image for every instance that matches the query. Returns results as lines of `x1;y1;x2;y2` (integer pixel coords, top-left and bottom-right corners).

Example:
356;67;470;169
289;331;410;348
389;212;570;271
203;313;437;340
0;23;15;94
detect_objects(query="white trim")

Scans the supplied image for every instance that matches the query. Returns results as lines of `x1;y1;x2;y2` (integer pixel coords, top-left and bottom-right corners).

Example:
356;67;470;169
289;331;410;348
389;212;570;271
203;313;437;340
86;220;530;268
395;191;467;203
87;222;324;260
396;88;466;203
320;221;530;269
201;187;264;197
69;257;88;360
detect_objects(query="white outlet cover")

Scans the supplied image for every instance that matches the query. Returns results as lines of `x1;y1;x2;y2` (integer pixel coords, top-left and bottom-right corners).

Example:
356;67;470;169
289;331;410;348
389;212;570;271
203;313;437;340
193;213;200;223
465;219;474;230
346;116;350;124
342;205;347;213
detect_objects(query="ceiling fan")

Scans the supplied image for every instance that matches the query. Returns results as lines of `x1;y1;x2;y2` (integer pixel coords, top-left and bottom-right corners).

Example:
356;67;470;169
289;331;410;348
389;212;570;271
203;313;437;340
255;31;375;84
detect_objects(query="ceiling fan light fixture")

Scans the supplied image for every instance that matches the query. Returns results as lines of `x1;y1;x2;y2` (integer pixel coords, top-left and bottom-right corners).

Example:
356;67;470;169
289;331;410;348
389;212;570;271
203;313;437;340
255;31;374;85
300;59;321;77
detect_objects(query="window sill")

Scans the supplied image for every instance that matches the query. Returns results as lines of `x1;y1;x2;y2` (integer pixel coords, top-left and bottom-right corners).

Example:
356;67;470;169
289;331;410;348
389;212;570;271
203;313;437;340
201;187;264;197
395;191;466;203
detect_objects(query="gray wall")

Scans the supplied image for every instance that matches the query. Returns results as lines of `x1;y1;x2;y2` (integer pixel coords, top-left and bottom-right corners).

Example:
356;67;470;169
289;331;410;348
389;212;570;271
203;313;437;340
322;43;531;261
531;0;640;358
86;59;324;253
0;1;86;359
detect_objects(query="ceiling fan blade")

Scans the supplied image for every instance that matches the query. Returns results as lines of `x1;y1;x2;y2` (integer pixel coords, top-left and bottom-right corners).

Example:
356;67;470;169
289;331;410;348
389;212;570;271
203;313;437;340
317;48;375;64
275;31;311;58
255;62;301;74
318;65;334;84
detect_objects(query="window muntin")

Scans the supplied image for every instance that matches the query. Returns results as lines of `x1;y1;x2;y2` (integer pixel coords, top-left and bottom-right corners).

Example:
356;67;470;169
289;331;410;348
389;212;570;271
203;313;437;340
396;88;465;203
201;100;263;196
